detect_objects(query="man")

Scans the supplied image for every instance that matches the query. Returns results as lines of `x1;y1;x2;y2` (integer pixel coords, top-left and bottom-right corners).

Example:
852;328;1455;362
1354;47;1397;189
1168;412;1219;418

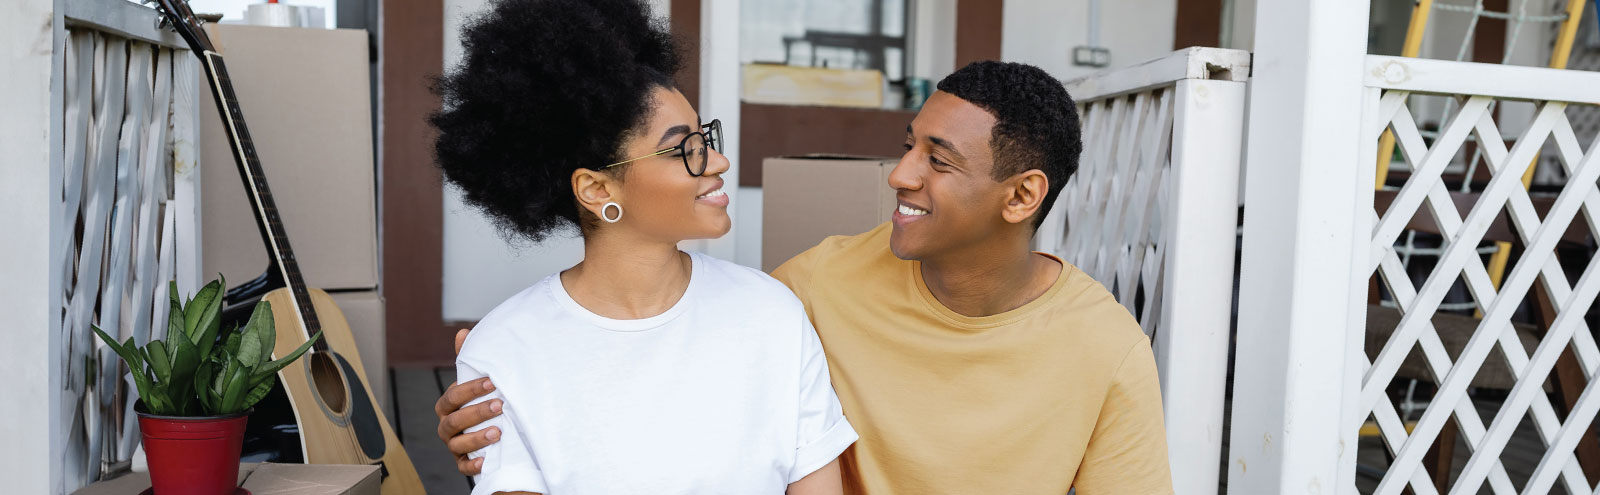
435;61;1173;494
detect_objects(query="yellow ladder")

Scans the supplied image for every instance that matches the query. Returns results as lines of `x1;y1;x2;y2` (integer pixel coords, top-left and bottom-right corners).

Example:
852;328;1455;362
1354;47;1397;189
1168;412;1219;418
1374;0;1590;293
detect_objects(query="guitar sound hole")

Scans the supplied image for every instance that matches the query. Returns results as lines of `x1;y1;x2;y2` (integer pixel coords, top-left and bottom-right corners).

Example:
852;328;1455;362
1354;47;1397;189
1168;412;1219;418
310;352;348;414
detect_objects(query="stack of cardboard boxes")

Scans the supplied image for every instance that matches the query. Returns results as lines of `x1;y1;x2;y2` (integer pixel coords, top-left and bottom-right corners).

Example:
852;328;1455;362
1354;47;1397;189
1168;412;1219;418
198;25;388;407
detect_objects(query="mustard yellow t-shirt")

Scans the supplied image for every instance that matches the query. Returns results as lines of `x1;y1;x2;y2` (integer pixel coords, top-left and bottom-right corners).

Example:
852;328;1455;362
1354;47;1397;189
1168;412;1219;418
771;223;1173;495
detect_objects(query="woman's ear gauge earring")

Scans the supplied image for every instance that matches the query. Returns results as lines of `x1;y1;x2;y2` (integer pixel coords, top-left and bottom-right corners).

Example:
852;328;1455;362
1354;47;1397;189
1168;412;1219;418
601;202;624;223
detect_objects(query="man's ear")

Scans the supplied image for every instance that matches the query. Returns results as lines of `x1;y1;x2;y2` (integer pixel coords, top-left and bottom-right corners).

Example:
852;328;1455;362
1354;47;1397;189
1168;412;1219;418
1001;169;1049;225
572;168;621;219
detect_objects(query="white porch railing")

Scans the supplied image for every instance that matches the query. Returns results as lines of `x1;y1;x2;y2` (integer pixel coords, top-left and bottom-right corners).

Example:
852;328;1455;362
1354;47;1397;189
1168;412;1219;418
53;1;203;491
1351;56;1600;494
1036;47;1250;494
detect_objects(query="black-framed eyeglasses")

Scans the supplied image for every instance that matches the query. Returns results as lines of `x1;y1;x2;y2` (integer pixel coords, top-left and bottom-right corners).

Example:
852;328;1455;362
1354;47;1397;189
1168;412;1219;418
601;119;723;176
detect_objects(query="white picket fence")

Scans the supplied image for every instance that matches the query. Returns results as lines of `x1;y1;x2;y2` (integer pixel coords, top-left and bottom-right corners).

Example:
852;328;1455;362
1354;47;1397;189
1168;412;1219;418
1036;47;1250;494
52;1;203;491
1350;56;1600;495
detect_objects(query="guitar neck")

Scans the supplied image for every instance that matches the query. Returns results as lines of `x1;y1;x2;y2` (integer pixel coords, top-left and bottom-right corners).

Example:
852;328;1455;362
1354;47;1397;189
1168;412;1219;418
198;50;325;347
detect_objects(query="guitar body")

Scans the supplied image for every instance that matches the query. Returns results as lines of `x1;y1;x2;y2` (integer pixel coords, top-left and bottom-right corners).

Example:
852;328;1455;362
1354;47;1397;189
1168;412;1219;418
264;288;425;495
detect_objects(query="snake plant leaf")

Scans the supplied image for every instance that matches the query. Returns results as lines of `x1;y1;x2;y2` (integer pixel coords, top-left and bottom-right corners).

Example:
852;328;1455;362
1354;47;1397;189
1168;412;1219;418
130;360;166;414
253;331;320;381
130;363;158;410
253;301;276;367
224;330;242;360
94;327;142;375
195;359;216;413
237;326;261;367
142;380;171;414
211;348;236;413
167;298;183;342
165;328;201;409
183;278;217;338
123;337;142;370
91;326;159;412
145;341;171;383
235;303;271;366
219;363;252;413
191;276;226;358
239;377;275;411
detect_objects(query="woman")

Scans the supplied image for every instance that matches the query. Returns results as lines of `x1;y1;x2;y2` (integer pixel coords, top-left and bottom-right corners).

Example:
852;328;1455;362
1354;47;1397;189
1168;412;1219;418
429;0;856;494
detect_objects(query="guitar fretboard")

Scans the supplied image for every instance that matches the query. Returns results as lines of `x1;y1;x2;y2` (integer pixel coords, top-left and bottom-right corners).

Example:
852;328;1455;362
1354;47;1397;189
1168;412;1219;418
202;52;325;350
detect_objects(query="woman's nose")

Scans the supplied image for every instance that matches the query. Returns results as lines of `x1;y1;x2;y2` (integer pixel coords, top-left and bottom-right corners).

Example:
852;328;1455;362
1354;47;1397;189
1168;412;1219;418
705;148;732;176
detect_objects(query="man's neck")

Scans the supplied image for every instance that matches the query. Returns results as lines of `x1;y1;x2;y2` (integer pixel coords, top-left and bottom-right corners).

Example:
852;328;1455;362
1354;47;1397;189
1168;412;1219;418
918;236;1062;318
562;231;692;320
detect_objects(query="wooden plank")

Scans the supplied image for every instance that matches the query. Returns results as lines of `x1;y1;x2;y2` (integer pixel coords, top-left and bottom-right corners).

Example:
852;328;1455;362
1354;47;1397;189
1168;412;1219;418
60;0;184;48
1365;55;1600;106
1373;190;1592;246
170;50;202;297
1159;77;1245;495
391;367;470;494
953;0;1002;69
381;0;447;366
1065;47;1251;103
738;103;913;187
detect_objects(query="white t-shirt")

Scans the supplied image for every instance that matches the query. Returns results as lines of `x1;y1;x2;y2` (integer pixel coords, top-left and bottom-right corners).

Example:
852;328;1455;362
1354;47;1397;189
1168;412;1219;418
457;252;858;495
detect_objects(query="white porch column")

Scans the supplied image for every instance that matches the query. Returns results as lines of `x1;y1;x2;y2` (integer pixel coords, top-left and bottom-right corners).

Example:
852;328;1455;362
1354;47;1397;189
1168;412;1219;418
1226;0;1370;493
682;0;741;262
0;0;62;493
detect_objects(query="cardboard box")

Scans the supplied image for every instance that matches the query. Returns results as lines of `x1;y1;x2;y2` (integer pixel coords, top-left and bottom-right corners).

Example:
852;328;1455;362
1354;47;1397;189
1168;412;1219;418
329;290;388;410
73;463;380;495
742;64;885;108
761;155;899;272
200;24;379;291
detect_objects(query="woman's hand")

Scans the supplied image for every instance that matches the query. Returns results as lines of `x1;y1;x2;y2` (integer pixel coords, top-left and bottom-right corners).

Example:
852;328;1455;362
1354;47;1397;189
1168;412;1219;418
436;328;505;476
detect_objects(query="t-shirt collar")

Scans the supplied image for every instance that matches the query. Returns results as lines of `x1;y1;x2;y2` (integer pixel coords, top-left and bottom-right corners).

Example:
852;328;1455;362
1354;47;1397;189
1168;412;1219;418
550;251;701;331
909;252;1073;329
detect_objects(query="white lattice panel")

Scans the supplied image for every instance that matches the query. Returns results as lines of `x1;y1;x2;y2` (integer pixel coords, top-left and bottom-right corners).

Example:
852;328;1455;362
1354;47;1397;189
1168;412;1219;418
1356;56;1600;495
56;29;200;488
1055;88;1174;332
1037;47;1249;494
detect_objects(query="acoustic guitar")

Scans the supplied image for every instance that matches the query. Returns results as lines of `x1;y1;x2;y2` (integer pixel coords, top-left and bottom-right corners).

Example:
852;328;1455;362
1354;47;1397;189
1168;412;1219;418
147;2;425;494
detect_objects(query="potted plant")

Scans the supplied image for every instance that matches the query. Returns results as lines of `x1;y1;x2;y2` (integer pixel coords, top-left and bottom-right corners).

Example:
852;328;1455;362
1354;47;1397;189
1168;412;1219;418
94;276;319;495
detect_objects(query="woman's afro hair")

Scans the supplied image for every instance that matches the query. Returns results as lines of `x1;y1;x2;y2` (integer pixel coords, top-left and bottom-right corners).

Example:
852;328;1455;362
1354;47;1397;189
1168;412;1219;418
430;0;682;242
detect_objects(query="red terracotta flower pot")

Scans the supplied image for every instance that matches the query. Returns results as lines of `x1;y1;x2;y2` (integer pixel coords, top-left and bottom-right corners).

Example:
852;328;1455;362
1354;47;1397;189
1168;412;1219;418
136;403;251;495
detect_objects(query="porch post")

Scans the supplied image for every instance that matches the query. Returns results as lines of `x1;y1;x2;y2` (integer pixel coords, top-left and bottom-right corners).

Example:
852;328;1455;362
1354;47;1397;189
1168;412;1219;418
1226;0;1369;492
682;0;742;262
0;0;62;492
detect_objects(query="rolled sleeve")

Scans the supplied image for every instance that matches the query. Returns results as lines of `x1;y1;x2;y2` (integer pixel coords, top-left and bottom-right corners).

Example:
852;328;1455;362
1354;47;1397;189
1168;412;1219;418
789;414;857;483
472;459;547;495
788;313;857;483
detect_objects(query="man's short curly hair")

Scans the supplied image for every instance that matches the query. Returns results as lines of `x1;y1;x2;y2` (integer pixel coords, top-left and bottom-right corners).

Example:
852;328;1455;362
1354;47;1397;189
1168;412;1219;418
936;61;1081;229
430;0;682;242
